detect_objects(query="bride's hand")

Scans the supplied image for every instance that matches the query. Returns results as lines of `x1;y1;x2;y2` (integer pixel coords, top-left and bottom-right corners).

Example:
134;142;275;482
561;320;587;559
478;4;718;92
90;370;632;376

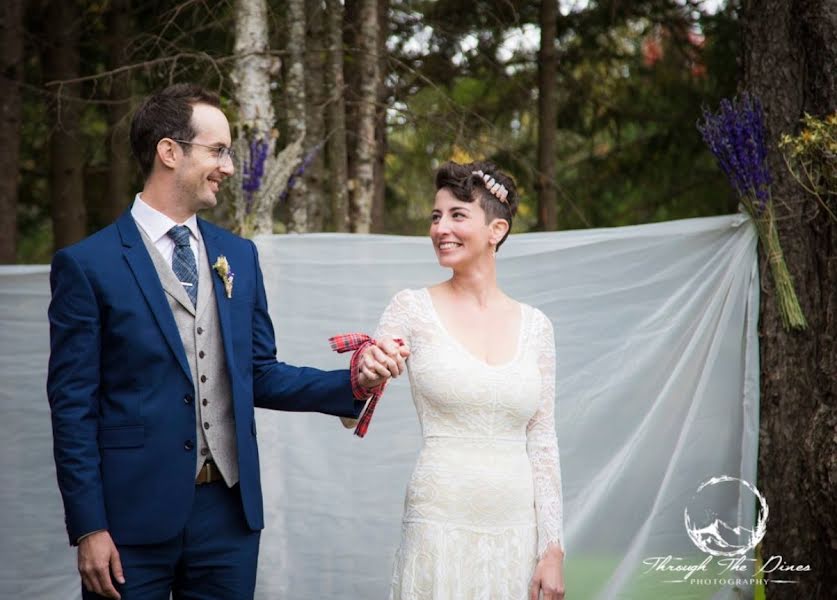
357;337;410;389
529;545;565;600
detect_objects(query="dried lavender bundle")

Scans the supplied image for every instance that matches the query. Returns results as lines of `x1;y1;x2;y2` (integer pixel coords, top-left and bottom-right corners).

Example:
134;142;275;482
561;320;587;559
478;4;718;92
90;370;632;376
698;94;807;330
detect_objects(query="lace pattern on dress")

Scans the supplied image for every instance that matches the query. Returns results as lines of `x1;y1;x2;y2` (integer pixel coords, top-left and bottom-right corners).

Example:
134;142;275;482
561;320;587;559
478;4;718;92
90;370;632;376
376;289;565;598
527;309;565;557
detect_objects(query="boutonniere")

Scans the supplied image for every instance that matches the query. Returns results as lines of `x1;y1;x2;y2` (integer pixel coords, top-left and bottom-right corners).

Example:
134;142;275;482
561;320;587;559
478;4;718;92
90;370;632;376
212;255;234;299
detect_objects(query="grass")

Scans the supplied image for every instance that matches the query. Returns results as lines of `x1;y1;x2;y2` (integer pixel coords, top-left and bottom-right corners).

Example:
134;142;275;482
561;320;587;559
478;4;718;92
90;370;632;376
565;553;758;599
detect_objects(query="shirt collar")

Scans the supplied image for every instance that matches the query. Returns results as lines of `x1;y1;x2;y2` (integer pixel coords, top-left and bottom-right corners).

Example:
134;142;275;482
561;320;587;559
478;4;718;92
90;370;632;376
131;193;201;244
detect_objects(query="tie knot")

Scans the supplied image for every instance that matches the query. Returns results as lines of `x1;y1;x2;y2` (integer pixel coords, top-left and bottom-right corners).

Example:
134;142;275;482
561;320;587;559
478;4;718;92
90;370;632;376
168;225;192;247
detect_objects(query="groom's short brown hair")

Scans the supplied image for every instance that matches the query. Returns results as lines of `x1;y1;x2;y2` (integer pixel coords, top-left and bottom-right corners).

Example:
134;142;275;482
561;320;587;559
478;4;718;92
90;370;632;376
130;83;222;179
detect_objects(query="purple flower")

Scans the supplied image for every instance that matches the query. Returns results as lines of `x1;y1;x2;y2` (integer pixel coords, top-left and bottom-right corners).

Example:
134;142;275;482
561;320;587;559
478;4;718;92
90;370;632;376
242;137;270;213
279;142;325;202
697;93;772;214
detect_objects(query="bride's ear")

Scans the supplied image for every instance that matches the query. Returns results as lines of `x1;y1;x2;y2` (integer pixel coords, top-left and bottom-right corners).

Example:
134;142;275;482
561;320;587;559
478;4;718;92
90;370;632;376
488;218;510;246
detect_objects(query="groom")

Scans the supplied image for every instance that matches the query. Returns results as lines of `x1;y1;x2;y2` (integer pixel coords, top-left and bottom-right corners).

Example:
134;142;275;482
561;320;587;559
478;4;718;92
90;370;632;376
47;83;406;599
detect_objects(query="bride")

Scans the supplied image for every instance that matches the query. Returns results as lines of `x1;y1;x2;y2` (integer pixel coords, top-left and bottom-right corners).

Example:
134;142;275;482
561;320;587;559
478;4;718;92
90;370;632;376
366;161;565;599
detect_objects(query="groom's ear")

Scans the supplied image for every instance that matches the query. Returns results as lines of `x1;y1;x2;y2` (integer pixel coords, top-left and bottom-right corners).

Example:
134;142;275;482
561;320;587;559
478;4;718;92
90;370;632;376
156;138;179;171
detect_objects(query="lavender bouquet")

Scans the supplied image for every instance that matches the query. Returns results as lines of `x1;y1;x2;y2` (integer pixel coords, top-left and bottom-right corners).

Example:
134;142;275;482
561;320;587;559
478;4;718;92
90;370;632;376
697;94;807;330
242;137;270;213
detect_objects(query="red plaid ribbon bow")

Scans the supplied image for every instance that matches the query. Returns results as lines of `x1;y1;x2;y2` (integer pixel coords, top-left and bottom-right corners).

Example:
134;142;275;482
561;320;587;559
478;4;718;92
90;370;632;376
329;333;404;438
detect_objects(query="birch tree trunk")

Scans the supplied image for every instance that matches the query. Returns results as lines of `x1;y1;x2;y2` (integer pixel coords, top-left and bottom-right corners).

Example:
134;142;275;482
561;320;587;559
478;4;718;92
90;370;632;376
350;0;380;233
285;0;309;232
230;0;303;237
0;0;24;262
742;1;837;597
326;0;350;232
105;0;133;224
44;0;86;251
304;0;327;231
536;0;558;231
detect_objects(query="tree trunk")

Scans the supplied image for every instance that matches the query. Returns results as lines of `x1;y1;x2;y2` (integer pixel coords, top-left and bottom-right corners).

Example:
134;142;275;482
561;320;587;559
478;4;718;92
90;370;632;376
285;0;309;232
350;0;380;233
105;0;133;225
326;0;349;232
230;0;303;237
304;0;327;231
536;0;558;231
743;1;837;598
0;0;24;263
371;0;388;233
44;0;86;251
344;0;361;230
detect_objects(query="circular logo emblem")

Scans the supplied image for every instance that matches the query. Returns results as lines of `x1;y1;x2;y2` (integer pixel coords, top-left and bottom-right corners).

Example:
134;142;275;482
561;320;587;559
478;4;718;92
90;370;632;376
684;475;768;557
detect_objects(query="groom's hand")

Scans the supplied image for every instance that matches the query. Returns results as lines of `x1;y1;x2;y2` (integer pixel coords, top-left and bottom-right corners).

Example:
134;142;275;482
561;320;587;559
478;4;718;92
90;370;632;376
357;337;410;390
78;530;125;599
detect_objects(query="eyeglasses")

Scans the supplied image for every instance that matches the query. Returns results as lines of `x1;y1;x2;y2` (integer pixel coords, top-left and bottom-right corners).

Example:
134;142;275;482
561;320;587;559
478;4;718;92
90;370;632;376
171;139;236;164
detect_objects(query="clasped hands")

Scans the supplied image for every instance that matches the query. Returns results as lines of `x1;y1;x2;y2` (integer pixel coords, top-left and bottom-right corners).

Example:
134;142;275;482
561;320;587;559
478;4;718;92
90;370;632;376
356;336;411;390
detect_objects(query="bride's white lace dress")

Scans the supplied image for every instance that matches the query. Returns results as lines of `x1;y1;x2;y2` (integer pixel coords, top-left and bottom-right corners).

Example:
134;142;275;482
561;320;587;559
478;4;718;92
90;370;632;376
376;288;565;600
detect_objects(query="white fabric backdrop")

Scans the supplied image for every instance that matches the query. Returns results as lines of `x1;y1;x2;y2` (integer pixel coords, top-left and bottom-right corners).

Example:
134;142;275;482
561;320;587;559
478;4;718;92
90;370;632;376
0;214;759;599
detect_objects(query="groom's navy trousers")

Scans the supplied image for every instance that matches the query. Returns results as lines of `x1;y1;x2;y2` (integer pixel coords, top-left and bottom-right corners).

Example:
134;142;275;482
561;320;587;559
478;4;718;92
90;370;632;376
49;211;363;598
82;482;260;600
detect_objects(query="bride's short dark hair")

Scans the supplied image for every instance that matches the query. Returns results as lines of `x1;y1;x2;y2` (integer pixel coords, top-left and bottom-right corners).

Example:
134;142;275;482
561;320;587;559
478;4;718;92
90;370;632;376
434;160;519;251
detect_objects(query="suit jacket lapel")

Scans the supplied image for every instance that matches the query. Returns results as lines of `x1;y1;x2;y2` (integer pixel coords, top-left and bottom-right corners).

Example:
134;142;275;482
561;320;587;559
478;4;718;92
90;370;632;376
137;228;196;316
199;219;237;375
117;211;194;386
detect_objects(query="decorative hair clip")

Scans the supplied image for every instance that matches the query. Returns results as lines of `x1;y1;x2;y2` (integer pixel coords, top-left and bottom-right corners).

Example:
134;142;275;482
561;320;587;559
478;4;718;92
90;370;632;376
472;170;509;203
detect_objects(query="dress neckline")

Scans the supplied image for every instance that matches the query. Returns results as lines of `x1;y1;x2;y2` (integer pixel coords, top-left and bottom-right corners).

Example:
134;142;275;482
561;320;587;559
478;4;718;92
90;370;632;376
421;287;527;369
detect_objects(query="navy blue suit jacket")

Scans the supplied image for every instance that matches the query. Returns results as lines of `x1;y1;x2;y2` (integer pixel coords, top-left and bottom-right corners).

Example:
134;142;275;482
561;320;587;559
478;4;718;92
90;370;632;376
47;211;361;546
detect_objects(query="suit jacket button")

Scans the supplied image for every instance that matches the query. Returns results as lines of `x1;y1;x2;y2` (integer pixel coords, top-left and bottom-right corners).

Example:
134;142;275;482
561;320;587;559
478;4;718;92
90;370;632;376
202;398;208;406
203;422;210;430
200;447;209;456
200;375;207;383
197;327;203;335
184;440;194;451
184;394;193;404
199;351;205;359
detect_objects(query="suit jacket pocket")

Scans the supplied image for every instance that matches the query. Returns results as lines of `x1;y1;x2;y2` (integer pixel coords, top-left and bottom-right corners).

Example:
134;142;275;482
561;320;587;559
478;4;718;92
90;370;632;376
98;425;145;448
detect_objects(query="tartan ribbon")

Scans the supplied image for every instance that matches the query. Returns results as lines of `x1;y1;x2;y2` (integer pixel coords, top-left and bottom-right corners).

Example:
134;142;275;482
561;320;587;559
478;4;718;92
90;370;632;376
329;333;404;438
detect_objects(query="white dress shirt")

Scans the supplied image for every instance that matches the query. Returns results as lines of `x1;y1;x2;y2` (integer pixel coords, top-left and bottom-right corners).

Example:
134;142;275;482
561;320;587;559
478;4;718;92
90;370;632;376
130;194;203;273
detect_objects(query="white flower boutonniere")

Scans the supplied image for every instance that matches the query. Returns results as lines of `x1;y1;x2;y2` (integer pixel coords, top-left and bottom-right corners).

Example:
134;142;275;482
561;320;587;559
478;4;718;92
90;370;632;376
212;255;234;299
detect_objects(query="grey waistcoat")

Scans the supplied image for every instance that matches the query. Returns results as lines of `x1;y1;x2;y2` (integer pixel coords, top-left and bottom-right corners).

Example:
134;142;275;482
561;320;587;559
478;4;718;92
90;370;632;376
138;225;240;486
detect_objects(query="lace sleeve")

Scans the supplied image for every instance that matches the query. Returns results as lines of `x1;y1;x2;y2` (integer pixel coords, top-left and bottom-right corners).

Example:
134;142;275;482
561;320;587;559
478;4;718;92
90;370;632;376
527;309;565;557
374;289;413;349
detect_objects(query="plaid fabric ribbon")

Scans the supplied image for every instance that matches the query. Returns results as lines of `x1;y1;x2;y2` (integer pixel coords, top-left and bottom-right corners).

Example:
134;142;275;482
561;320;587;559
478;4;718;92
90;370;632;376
329;333;404;438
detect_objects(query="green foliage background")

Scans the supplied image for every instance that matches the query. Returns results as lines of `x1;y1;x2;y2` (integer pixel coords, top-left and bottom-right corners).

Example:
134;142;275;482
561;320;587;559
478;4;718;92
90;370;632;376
17;0;740;262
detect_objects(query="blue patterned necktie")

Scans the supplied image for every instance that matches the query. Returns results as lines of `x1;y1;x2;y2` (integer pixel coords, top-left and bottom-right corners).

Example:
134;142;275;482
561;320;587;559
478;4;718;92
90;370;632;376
167;225;198;307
